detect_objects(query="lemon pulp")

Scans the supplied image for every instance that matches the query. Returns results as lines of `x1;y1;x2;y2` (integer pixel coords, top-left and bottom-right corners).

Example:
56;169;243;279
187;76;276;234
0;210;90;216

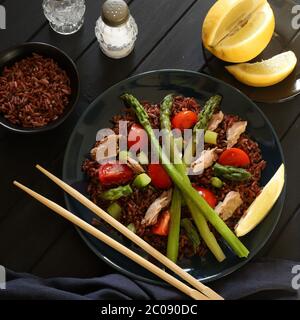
202;0;275;63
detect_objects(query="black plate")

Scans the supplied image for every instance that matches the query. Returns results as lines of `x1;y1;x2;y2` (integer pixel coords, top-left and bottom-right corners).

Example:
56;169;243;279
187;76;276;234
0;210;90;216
202;0;300;103
0;42;79;133
63;70;286;284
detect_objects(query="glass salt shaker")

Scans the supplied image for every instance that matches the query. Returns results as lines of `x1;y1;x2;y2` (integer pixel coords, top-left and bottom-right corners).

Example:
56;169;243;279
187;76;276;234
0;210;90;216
95;0;138;59
43;0;86;35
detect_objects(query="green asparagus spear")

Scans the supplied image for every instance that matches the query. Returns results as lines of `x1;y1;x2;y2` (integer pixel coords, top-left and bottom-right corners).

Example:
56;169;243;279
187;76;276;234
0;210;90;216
181;218;201;254
160;94;173;131
213;163;252;181
167;188;181;263
184;95;222;165
121;93;249;258
100;185;133;201
186;198;226;262
160;94;185;170
194;95;222;132
160;94;225;261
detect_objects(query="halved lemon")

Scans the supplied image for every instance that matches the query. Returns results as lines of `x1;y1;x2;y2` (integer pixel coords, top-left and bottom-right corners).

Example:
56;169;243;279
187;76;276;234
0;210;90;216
202;0;275;63
226;51;297;87
235;164;285;237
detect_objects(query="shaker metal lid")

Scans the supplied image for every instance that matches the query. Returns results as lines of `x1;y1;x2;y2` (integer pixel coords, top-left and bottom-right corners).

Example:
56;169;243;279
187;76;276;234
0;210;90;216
102;0;129;27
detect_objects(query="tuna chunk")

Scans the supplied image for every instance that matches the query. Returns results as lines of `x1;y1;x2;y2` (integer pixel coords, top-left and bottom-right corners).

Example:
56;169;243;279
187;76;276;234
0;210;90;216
191;148;219;174
207;111;224;131
127;156;145;174
215;191;243;221
142;189;173;226
226;121;247;148
91;134;119;162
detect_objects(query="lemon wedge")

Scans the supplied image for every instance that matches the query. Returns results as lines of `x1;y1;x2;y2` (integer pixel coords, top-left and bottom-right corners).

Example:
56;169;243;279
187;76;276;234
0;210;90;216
226;51;297;87
202;0;275;63
235;164;285;237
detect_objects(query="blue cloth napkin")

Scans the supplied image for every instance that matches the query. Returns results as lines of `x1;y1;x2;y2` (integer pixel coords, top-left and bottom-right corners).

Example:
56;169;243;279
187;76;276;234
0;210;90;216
0;258;299;300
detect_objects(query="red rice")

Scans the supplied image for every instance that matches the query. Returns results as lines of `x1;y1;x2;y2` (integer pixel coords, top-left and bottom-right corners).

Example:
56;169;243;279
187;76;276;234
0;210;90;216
0;53;71;128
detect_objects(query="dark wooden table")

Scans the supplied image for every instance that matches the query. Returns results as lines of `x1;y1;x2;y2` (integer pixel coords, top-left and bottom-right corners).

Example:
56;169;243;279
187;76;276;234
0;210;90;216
0;0;299;281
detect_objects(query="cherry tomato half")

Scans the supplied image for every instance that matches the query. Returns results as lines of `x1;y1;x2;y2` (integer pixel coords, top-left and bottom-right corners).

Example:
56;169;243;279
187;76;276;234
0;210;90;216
218;148;250;167
148;164;172;189
194;186;217;208
152;210;171;236
171;111;198;130
99;162;134;186
128;123;148;151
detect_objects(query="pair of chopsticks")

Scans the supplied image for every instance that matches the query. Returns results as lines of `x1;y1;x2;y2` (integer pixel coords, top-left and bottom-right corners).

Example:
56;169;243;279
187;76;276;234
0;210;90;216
14;165;223;300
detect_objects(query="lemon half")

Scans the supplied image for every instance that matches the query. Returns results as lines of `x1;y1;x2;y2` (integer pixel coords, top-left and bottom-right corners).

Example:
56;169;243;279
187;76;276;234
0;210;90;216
226;51;297;87
202;0;275;63
235;164;285;237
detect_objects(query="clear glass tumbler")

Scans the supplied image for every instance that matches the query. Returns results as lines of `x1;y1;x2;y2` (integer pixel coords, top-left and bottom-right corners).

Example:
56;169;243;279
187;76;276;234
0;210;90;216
43;0;86;35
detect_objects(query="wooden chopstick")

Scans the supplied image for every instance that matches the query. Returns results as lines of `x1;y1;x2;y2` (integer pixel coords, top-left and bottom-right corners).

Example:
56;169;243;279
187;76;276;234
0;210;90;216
14;181;209;300
36;164;223;300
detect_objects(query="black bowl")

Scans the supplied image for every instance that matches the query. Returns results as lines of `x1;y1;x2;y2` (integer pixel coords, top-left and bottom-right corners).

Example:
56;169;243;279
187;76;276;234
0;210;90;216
0;42;79;133
63;70;286;284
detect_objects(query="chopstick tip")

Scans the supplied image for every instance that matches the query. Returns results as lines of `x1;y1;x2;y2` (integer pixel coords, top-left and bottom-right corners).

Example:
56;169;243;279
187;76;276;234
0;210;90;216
13;180;22;189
